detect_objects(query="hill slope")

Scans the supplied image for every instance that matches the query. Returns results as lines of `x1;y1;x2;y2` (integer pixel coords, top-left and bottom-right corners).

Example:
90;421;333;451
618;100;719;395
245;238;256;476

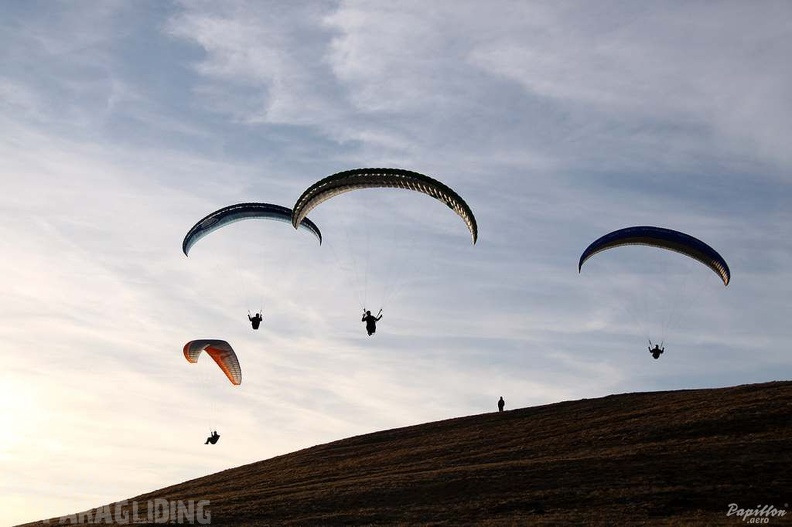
23;381;791;526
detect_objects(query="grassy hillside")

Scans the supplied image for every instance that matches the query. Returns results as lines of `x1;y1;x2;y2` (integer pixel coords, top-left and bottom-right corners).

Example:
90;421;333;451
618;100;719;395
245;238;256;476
22;381;791;526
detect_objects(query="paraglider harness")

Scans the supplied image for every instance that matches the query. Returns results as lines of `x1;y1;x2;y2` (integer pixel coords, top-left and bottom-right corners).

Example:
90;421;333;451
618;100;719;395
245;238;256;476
648;340;665;360
205;430;220;445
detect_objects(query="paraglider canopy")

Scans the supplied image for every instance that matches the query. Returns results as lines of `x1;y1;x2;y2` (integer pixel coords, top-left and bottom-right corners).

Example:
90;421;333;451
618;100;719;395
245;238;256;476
182;202;322;256
578;226;730;286
183;340;242;385
291;168;478;244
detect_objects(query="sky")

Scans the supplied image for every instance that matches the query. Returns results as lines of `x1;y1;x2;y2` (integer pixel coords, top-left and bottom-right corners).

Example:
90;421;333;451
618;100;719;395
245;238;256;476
1;0;790;524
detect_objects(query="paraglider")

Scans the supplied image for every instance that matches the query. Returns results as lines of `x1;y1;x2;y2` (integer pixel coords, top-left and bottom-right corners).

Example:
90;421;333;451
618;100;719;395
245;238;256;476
649;342;665;360
182;202;322;256
184;341;239;444
183;340;242;385
248;311;263;330
182;203;322;327
579;226;730;359
291;168;478;244
292;168;477;329
362;309;383;336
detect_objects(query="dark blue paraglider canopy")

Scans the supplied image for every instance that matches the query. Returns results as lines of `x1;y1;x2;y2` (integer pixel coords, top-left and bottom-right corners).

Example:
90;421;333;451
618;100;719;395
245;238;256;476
183;202;322;256
578;226;730;286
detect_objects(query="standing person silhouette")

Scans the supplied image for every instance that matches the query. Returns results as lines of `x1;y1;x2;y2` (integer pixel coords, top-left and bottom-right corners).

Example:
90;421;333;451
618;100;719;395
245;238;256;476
498;396;505;412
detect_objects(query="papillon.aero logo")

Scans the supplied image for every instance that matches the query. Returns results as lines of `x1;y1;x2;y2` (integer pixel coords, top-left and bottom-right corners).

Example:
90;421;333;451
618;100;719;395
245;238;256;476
727;503;788;524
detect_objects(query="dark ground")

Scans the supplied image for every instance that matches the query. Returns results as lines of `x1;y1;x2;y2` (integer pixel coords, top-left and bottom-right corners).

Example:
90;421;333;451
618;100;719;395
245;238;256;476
21;380;791;526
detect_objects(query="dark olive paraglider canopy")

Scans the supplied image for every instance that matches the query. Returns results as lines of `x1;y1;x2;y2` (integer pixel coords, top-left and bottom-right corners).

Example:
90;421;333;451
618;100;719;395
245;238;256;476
291;168;478;244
